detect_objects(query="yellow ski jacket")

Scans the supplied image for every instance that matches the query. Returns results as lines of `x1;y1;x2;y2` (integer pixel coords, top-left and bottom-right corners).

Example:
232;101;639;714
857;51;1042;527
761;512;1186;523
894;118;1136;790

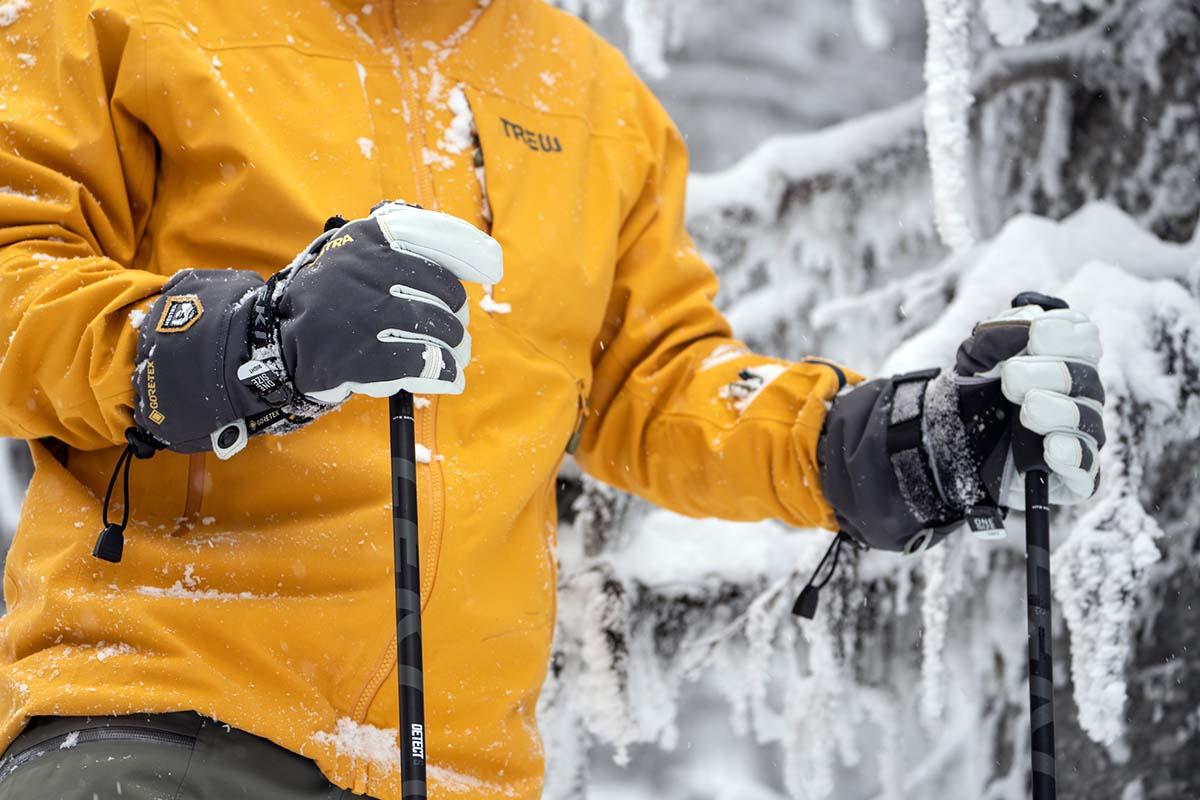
0;0;857;796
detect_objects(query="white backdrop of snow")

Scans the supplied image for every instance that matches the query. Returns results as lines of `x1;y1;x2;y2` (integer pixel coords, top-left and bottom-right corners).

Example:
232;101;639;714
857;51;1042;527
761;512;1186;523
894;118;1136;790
543;203;1200;799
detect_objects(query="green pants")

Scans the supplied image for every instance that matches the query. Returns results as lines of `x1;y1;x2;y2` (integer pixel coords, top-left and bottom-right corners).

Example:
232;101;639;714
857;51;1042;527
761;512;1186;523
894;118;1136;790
0;712;375;800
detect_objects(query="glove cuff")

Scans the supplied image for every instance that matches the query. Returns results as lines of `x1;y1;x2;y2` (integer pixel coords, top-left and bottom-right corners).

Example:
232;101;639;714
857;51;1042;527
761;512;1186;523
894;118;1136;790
241;265;334;429
817;369;962;552
133;269;268;453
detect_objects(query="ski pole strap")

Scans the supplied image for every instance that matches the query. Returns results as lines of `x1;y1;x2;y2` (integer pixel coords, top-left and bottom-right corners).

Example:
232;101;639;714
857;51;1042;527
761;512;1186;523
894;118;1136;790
792;532;848;620
240;262;328;426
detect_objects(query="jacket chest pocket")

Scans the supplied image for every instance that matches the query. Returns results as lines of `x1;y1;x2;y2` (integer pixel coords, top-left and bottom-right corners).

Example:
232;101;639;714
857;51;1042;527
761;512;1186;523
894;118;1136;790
454;88;620;384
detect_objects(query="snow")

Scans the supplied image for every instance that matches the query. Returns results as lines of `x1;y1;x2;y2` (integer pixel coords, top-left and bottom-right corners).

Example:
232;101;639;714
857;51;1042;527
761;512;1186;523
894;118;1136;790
886;206;1199;749
312;719;517;795
128;309;146;329
699;344;748;372
14;53;34;68
59;731;79;749
414;443;432;464
422;148;452;169
439;86;474;156
852;0;894;49
688;100;923;225
136;578;267;604
716;362;788;413
622;0;670;79
356;137;374;160
428;765;517;796
922;0;977;252
90;642;137;662
605;512;832;590
479;286;511;314
0;0;28;28
311;718;400;777
0;185;39;202
981;0;1041;46
549;202;1200;799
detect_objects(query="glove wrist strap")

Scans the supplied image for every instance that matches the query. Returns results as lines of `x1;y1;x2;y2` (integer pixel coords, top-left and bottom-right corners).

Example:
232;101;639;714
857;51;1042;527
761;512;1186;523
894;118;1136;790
240;269;329;427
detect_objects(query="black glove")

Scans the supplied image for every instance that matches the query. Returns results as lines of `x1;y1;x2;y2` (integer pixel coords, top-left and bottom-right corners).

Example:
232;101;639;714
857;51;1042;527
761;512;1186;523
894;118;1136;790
817;301;1105;552
132;202;503;458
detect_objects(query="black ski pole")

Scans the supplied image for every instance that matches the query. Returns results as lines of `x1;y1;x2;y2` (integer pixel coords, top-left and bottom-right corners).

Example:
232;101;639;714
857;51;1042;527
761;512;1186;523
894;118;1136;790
1010;291;1066;800
390;391;428;800
1025;468;1055;800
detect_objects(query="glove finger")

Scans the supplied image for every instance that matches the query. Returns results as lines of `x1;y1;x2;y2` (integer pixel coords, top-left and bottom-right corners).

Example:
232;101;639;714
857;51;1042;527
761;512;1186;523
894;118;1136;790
1047;473;1092;505
386;252;471;318
1043;431;1100;498
1001;357;1104;405
373;203;504;285
1028;312;1102;363
390;282;470;329
383;291;470;366
303;342;462;404
304;217;472;315
1019;388;1106;449
958;319;1031;376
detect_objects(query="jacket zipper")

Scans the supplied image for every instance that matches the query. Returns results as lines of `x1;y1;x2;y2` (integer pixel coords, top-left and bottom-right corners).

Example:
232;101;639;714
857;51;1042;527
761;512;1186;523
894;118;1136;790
566;381;589;455
388;2;441;607
0;727;195;782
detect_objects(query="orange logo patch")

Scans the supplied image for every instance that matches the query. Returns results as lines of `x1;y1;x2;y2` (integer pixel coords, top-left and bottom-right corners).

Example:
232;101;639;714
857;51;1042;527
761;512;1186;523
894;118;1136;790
156;295;204;334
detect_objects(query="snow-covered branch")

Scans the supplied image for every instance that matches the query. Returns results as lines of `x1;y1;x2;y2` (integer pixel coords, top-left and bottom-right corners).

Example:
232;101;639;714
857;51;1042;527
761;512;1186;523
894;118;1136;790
972;2;1124;98
546;204;1200;798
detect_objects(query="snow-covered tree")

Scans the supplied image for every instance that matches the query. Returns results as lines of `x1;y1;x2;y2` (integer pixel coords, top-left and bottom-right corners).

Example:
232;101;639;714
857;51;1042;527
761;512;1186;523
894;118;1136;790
544;2;1200;798
0;1;1194;797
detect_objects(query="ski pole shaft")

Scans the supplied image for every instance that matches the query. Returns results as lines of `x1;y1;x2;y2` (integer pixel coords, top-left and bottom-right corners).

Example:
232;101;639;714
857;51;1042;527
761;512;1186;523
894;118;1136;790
390;391;428;800
1009;292;1065;800
1025;469;1056;799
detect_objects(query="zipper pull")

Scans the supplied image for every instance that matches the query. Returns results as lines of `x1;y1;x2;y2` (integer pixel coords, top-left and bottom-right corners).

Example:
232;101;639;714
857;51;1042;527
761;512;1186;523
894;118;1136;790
565;383;588;455
472;134;484;168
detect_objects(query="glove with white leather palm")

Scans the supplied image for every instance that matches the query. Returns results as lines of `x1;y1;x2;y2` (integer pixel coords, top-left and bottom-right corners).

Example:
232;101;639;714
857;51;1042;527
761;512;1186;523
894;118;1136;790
818;296;1104;552
133;202;502;458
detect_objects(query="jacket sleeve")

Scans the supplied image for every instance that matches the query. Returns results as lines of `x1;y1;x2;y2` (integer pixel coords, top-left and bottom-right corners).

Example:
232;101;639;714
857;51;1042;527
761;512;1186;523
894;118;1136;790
0;4;165;449
575;80;862;530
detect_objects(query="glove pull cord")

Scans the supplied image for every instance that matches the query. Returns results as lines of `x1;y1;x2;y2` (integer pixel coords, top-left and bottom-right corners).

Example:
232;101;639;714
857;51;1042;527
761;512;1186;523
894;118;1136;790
792;532;847;620
93;428;163;564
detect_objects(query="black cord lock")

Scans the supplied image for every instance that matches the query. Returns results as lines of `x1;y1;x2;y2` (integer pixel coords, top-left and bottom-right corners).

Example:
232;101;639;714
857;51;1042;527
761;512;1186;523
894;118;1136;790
792;532;849;620
93;428;163;563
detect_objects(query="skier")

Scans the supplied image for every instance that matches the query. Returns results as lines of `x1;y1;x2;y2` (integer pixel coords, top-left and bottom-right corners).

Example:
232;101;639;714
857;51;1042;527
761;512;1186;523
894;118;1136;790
0;0;1104;798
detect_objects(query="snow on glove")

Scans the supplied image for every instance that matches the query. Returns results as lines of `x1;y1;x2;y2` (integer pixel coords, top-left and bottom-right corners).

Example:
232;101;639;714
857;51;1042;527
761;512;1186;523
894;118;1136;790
132;202;503;459
817;299;1104;552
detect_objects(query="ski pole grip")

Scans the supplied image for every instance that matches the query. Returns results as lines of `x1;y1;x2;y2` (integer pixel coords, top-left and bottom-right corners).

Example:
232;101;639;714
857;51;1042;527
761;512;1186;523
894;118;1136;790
1012;292;1068;312
1010;293;1069;475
